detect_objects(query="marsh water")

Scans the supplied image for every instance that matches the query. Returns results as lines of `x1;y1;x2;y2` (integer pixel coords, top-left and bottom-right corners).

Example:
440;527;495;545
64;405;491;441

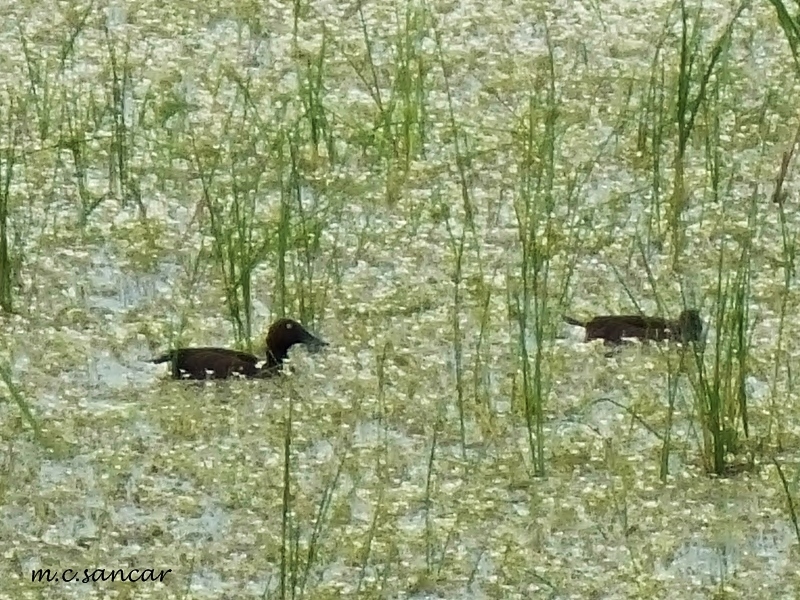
2;1;800;598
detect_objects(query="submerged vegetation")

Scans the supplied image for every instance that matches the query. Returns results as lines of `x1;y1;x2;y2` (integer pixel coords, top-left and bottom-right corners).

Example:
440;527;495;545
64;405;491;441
2;0;800;597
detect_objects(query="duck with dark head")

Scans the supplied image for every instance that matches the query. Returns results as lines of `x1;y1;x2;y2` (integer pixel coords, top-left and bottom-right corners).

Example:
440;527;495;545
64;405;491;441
151;317;327;380
563;308;703;345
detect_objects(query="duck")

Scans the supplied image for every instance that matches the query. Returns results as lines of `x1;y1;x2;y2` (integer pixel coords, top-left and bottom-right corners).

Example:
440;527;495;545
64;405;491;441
563;308;703;345
151;317;327;379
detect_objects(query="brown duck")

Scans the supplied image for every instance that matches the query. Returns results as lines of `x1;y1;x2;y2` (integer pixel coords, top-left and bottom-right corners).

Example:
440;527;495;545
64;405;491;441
563;309;703;344
151;317;327;379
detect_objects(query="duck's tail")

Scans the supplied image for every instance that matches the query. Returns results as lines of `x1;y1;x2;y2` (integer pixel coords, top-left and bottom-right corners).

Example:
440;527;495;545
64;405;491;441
563;315;586;328
150;352;174;364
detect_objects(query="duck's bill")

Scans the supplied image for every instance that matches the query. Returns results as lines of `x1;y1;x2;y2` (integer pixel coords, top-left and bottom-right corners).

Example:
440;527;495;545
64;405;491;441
303;332;328;352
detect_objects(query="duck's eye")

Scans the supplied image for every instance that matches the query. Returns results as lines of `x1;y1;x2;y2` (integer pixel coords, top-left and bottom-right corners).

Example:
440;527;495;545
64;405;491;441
286;323;293;330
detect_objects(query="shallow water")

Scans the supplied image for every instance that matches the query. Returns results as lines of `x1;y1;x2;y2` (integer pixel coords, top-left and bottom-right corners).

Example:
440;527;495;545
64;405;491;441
2;0;800;598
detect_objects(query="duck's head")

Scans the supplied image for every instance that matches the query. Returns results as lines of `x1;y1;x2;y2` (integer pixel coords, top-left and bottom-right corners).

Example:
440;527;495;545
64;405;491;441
265;318;328;365
677;309;703;342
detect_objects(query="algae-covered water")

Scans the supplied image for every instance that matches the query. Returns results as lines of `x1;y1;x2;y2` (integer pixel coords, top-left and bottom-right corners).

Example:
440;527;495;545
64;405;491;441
1;0;799;598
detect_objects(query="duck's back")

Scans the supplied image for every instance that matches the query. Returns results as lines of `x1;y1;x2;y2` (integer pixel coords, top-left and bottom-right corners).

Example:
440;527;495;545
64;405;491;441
152;347;260;379
584;315;672;343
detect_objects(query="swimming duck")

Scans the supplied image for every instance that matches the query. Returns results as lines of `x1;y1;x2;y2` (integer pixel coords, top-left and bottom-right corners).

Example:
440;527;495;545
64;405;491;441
151;317;327;379
563;308;703;344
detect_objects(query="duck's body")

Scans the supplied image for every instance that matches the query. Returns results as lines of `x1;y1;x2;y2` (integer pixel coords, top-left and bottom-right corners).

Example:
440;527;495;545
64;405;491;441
564;309;702;345
151;347;262;380
151;318;327;380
